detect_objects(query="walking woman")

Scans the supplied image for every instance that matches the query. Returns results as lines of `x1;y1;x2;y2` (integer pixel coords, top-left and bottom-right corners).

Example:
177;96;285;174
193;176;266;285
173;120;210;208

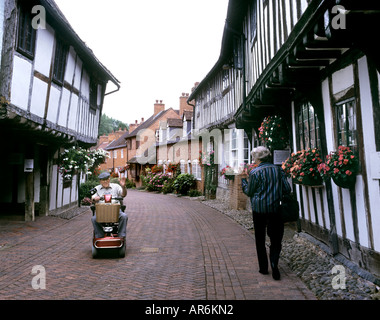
242;146;291;280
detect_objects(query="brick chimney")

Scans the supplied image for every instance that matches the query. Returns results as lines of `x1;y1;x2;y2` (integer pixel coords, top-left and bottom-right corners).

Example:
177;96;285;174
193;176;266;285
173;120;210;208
179;93;193;117
129;120;139;133
154;100;165;116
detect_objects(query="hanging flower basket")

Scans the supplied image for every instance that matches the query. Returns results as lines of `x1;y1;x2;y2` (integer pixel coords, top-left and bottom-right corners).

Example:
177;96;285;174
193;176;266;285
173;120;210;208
282;148;323;187
259;115;289;151
293;175;323;187
317;146;358;189
332;175;356;189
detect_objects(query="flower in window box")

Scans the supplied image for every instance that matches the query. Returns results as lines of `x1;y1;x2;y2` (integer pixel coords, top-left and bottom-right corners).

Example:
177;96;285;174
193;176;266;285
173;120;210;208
282;148;323;186
259;115;289;151
317;146;358;189
220;166;235;180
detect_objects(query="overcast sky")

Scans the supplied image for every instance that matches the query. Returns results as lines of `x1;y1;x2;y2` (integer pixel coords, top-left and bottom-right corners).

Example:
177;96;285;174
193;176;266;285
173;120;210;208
54;0;229;126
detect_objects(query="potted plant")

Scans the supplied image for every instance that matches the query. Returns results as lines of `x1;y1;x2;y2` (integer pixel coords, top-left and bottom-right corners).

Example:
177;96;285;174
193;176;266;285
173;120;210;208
282;148;323;186
220;165;235;180
317;146;358;189
259;115;289;151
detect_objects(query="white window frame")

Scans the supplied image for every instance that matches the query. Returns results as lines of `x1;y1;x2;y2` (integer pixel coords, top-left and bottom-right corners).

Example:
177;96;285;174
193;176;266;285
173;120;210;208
192;160;201;180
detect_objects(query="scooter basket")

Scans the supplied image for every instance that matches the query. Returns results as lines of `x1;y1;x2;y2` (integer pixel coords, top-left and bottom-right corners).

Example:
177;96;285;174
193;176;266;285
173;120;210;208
95;203;120;223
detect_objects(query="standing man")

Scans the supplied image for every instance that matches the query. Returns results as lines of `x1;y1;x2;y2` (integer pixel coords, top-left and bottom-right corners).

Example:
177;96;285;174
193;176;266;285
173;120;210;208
242;146;291;280
91;172;128;239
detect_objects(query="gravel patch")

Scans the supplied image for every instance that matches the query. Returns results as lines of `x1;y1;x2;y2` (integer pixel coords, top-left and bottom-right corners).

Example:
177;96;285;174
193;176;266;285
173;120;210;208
49;206;90;220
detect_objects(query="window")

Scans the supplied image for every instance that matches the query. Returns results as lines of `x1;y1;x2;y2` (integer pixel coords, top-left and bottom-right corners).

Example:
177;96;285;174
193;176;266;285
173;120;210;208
297;102;321;150
53;39;68;85
17;4;36;59
249;1;257;42
243;132;250;164
113;150;117;159
180;160;186;174
222;70;230;91
231;129;238;169
192;160;202;180
90;79;99;110
233;36;243;70
336;98;357;153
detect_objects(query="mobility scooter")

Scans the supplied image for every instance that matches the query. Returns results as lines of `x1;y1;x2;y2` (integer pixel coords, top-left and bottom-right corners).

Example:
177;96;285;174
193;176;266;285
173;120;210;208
90;191;126;258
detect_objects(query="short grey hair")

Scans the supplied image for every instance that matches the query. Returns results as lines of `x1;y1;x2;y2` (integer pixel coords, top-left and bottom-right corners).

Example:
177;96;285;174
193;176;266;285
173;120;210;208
251;146;272;162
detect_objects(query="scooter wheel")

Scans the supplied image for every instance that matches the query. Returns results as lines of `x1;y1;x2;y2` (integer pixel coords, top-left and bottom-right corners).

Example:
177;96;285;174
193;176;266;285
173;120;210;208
92;243;99;259
118;243;126;258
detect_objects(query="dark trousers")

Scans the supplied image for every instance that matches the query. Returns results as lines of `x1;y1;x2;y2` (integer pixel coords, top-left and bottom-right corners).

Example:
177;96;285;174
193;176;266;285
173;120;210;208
252;211;284;272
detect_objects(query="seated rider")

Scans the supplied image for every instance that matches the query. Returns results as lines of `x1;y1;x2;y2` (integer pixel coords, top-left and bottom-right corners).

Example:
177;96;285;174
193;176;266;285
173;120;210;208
91;172;128;239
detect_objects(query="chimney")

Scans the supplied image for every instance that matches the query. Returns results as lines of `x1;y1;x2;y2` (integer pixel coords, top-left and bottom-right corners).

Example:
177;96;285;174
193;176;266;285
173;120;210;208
179;92;193;117
154;100;165;115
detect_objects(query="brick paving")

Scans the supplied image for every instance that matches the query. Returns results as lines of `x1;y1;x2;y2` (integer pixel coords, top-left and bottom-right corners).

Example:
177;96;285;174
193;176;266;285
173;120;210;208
0;189;316;300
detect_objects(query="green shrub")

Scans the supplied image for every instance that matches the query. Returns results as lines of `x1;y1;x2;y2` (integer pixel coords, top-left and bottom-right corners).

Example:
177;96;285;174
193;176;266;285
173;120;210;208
162;179;175;194
188;189;203;197
173;173;196;195
79;180;99;202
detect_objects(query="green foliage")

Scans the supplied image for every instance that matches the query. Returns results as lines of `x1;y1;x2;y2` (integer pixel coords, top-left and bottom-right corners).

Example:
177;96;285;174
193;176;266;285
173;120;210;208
162;179;175;194
99;114;128;137
188;189;202;197
79;179;99;202
143;172;172;192
173;173;196;196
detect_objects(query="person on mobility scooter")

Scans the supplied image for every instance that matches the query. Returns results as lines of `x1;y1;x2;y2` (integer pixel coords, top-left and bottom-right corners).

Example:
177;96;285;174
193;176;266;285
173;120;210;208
90;172;128;258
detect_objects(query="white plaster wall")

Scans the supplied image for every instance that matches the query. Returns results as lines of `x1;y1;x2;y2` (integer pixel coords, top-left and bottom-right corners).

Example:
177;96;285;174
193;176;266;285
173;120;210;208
49;165;58;211
332;64;354;94
64;46;76;84
81;70;90;99
357;56;380;251
73;57;82;90
46;86;61;123
68;93;79;131
30;78;48;118
11;56;32;109
57;88;71;127
34;25;54;76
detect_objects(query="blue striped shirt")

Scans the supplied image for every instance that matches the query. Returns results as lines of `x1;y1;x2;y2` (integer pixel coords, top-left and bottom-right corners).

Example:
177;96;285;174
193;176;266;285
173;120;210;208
242;162;291;213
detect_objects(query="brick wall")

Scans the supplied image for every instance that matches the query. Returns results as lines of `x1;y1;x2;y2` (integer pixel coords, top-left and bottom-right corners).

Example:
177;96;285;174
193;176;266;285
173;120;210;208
228;174;248;210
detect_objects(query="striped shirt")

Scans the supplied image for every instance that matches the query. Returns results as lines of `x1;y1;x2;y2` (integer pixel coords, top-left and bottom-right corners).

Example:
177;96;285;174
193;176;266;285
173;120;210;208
242;162;291;213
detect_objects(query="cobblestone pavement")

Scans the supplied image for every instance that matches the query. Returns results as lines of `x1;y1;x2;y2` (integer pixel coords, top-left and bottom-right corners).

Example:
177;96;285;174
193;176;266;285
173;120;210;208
202;198;380;300
0;189;316;300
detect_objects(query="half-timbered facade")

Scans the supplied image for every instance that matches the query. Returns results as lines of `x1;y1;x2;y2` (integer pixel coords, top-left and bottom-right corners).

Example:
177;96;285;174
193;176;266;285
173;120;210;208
189;0;380;280
0;0;119;220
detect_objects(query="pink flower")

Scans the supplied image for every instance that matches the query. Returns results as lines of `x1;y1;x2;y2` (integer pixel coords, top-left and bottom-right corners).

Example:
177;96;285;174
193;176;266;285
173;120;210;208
345;170;352;176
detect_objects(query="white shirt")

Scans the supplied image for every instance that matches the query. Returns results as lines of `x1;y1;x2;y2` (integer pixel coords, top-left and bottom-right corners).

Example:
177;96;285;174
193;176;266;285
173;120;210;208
93;183;123;199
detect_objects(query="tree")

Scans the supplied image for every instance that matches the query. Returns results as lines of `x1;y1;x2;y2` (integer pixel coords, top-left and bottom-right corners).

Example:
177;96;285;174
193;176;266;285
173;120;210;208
99;114;128;136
